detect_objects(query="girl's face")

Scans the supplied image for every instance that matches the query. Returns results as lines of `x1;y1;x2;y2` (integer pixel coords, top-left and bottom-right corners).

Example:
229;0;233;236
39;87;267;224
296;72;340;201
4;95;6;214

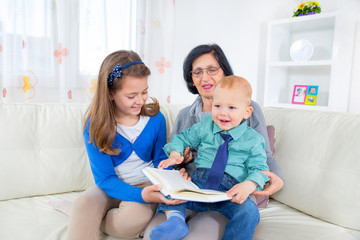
191;53;225;99
111;76;148;124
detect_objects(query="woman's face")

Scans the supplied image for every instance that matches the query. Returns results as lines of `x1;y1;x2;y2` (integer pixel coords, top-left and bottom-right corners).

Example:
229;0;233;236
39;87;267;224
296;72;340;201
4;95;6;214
191;53;225;99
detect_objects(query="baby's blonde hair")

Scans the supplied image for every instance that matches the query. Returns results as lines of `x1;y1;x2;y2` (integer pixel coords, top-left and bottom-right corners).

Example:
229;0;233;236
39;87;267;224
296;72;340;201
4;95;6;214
216;76;252;106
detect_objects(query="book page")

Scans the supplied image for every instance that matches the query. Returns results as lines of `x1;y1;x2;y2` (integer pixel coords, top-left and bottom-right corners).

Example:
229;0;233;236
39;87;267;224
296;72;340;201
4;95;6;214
141;168;171;197
143;168;199;192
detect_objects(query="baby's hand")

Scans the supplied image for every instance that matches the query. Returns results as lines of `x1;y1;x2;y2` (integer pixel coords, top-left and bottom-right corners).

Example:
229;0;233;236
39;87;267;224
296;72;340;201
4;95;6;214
158;152;184;169
226;181;257;205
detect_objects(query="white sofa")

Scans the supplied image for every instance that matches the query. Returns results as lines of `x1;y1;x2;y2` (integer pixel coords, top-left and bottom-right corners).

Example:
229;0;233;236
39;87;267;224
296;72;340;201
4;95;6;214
0;103;359;240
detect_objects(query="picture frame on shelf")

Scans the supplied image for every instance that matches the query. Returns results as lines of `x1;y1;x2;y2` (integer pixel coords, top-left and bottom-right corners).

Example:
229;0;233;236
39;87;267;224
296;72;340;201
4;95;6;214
291;84;319;105
292;85;308;104
304;85;318;105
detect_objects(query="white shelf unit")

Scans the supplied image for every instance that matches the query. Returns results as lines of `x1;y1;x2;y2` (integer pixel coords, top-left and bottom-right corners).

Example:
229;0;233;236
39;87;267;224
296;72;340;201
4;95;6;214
263;12;355;112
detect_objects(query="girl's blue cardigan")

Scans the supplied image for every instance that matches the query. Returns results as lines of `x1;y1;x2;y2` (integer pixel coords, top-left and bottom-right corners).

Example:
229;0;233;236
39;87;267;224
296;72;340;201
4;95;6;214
83;112;168;203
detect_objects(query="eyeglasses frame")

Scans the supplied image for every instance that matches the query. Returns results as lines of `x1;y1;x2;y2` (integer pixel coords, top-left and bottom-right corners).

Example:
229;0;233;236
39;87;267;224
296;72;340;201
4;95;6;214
190;66;221;78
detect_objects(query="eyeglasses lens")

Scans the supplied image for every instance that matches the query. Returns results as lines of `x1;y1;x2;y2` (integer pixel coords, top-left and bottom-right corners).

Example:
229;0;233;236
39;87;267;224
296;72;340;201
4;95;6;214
191;66;220;77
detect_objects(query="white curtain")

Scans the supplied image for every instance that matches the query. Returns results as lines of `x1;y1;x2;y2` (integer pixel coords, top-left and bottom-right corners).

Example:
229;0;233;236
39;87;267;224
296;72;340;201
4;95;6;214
137;0;176;104
0;0;175;104
0;0;138;103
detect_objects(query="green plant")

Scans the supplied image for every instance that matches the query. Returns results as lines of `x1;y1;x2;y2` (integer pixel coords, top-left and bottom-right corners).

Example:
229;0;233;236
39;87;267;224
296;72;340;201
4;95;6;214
293;2;321;17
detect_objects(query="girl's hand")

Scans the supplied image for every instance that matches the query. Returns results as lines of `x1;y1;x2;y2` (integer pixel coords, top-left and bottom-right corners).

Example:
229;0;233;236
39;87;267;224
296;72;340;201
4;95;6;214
179;168;192;181
141;185;186;205
252;170;284;197
226;181;257;205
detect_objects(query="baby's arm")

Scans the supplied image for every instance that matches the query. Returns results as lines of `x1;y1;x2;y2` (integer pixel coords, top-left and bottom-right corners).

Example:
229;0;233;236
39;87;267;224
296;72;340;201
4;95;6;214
157;151;184;169
226;181;258;205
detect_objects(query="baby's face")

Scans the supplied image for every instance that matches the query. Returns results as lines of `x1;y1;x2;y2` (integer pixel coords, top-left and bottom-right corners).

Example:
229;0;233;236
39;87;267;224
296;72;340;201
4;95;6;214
211;87;251;131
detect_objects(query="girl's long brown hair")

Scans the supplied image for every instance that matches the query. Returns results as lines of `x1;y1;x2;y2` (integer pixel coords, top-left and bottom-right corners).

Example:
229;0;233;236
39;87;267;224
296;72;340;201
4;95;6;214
84;50;160;155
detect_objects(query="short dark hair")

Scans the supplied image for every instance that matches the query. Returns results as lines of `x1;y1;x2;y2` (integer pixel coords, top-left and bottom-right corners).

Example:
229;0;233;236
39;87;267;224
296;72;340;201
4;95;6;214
183;43;234;94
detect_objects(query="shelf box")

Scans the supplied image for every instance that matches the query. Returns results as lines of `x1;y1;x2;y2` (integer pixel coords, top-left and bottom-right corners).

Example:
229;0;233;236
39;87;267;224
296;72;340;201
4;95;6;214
268;14;335;62
264;12;355;112
265;66;330;107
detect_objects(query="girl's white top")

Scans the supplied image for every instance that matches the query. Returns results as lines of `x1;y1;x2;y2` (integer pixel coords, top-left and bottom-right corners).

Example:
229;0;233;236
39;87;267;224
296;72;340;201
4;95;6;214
114;116;154;185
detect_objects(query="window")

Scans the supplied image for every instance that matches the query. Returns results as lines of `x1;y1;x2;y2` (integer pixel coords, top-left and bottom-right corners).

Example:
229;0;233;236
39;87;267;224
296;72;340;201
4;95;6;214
79;0;138;76
0;0;137;91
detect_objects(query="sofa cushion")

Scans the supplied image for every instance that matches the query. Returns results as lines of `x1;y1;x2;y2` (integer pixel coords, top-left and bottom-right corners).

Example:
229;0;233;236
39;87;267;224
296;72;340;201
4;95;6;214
0;103;185;201
266;125;275;154
0;104;94;201
263;108;360;231
0;192;138;240
1;195;358;240
159;104;187;142
254;200;360;240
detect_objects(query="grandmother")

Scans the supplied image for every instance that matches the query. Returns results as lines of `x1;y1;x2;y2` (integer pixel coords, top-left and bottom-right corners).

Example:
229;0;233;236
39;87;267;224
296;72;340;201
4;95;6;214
143;43;284;240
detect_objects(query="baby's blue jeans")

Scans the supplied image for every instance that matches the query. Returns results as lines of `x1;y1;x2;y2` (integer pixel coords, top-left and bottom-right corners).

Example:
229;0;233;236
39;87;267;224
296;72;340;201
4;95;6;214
157;168;260;240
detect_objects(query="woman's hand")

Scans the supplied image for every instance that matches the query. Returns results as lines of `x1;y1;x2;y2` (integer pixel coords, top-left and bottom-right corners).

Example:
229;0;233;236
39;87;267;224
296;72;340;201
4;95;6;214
182;146;193;163
179;168;192;181
141;185;187;205
252;170;284;197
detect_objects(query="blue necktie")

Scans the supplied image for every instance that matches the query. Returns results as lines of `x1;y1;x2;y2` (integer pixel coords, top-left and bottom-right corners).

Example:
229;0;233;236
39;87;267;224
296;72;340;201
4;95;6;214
205;133;233;190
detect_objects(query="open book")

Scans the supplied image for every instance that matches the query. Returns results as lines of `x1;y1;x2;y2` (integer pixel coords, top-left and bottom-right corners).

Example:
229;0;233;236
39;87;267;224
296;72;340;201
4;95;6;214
142;167;232;203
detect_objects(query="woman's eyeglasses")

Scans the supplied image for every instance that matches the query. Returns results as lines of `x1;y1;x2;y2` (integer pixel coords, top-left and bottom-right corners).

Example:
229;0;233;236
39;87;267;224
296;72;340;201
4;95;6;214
190;66;220;78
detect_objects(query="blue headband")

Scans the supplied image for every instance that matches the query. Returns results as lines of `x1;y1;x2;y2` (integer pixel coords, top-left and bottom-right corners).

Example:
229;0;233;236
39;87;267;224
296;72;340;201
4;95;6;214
107;61;145;87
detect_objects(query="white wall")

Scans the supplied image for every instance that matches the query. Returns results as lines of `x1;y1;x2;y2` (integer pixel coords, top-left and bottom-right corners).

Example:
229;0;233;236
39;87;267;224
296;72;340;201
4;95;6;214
169;0;360;113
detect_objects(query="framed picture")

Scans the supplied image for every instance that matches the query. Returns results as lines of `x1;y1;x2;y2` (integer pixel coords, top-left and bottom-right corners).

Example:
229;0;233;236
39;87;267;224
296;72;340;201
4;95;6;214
305;95;317;105
305;85;318;105
292;85;308;104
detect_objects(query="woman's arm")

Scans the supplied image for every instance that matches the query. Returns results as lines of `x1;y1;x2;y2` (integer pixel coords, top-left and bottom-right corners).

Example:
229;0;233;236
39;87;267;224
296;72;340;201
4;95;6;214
171;106;199;164
151;113;169;168
252;170;284;196
249;101;282;178
248;101;284;196
170;105;195;137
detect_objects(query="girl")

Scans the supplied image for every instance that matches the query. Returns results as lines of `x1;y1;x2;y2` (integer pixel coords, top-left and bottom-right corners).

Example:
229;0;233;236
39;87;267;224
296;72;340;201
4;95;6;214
66;50;184;240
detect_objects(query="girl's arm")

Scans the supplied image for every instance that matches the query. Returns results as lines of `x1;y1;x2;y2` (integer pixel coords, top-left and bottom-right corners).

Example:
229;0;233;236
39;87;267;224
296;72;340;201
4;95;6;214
84;123;186;205
84;129;145;203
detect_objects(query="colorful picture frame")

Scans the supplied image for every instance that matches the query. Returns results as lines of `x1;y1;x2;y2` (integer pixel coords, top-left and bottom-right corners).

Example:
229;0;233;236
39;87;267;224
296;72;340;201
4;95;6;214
305;95;317;105
292;85;308;104
305;85;318;105
292;85;319;105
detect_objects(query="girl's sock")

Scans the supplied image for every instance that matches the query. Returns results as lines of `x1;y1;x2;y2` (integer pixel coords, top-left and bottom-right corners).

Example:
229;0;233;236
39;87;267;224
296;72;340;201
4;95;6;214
150;211;188;240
